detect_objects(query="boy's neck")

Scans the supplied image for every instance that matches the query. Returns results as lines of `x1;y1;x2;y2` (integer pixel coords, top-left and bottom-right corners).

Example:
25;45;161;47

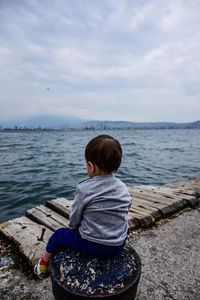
87;161;114;178
96;170;113;176
91;169;113;178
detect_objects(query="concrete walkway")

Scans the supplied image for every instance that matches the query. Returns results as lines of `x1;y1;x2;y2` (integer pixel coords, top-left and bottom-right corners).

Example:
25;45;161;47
131;207;200;300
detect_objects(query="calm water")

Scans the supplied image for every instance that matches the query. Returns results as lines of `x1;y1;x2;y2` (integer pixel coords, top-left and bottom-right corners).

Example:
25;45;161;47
0;129;200;222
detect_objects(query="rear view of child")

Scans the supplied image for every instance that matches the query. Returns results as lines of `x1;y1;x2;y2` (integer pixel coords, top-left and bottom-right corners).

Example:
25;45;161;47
34;134;132;279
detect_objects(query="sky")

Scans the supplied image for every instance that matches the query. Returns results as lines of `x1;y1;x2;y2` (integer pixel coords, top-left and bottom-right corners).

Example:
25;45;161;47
0;0;200;122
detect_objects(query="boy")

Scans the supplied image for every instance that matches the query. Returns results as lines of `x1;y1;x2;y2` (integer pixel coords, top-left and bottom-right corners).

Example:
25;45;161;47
34;134;132;279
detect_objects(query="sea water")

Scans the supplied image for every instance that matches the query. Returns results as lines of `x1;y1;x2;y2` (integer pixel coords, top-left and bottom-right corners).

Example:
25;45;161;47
0;129;200;222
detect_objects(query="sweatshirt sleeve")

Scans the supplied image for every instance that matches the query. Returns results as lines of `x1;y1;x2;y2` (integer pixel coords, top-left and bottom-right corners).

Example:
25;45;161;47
68;185;84;229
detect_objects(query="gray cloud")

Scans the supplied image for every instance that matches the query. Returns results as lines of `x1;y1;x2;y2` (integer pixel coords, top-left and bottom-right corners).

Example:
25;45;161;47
0;0;200;122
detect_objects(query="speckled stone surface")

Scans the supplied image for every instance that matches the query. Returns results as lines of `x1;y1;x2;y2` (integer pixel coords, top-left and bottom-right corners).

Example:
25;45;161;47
51;245;139;296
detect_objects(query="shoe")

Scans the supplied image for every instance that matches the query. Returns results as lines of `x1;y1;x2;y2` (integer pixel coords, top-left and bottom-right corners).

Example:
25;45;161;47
34;258;50;279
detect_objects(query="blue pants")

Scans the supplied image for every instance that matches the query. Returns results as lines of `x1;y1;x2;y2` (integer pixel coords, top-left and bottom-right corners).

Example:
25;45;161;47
46;228;125;258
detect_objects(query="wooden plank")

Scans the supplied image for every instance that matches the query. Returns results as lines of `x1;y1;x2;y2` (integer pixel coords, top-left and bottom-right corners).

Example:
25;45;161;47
131;199;161;220
132;189;184;204
151;186;197;202
128;211;155;228
26;205;69;232
46;198;72;218
149;191;188;208
185;197;200;207
142;195;184;216
170;191;199;207
130;185;198;206
163;175;200;194
130;192;184;217
130;190;186;213
132;185;195;196
128;214;139;231
158;186;196;196
130;190;173;207
129;206;155;220
131;196;165;210
129;188;178;204
0;216;53;266
130;184;197;197
129;185;157;191
147;187;199;208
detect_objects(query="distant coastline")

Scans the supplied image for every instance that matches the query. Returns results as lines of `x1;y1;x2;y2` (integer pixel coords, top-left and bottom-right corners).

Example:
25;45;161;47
0;116;200;131
1;126;200;132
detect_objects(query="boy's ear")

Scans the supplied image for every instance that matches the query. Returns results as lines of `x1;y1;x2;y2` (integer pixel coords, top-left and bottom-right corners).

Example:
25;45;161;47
88;161;96;172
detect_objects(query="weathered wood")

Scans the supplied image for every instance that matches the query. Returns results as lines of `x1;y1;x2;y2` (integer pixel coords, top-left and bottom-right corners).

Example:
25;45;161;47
0;216;53;266
131;185;199;207
172;191;199;207
129;189;187;216
185;196;200;207
46;198;72;218
137;184;199;210
151;187;198;208
157;186;196;196
128;214;140;231
129;206;155;221
131;200;161;220
26;205;69;232
164;174;200;196
131;196;165;210
129;187;174;204
129;190;174;208
150;187;197;205
128;211;155;228
130;187;186;204
131;192;178;207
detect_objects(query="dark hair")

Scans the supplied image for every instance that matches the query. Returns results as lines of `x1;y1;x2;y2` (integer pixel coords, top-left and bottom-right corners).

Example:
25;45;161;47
85;135;122;173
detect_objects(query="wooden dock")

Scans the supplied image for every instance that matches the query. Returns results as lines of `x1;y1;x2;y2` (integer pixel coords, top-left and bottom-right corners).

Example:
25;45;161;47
0;175;199;267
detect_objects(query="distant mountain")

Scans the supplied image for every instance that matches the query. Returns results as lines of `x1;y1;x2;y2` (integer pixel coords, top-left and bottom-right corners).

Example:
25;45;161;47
1;115;200;130
1;115;85;129
81;120;200;129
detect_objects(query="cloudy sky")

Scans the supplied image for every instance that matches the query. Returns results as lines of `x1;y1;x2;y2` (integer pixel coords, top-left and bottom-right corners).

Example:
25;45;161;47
0;0;200;122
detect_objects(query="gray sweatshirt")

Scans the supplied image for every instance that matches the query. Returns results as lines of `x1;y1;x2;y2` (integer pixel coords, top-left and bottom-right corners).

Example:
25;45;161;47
68;174;132;246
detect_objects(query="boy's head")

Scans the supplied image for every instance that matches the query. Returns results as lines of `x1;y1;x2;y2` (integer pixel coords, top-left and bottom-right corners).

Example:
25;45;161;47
85;135;122;175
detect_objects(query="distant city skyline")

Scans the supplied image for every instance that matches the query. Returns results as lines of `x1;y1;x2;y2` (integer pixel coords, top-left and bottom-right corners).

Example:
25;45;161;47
0;0;200;122
1;114;199;130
